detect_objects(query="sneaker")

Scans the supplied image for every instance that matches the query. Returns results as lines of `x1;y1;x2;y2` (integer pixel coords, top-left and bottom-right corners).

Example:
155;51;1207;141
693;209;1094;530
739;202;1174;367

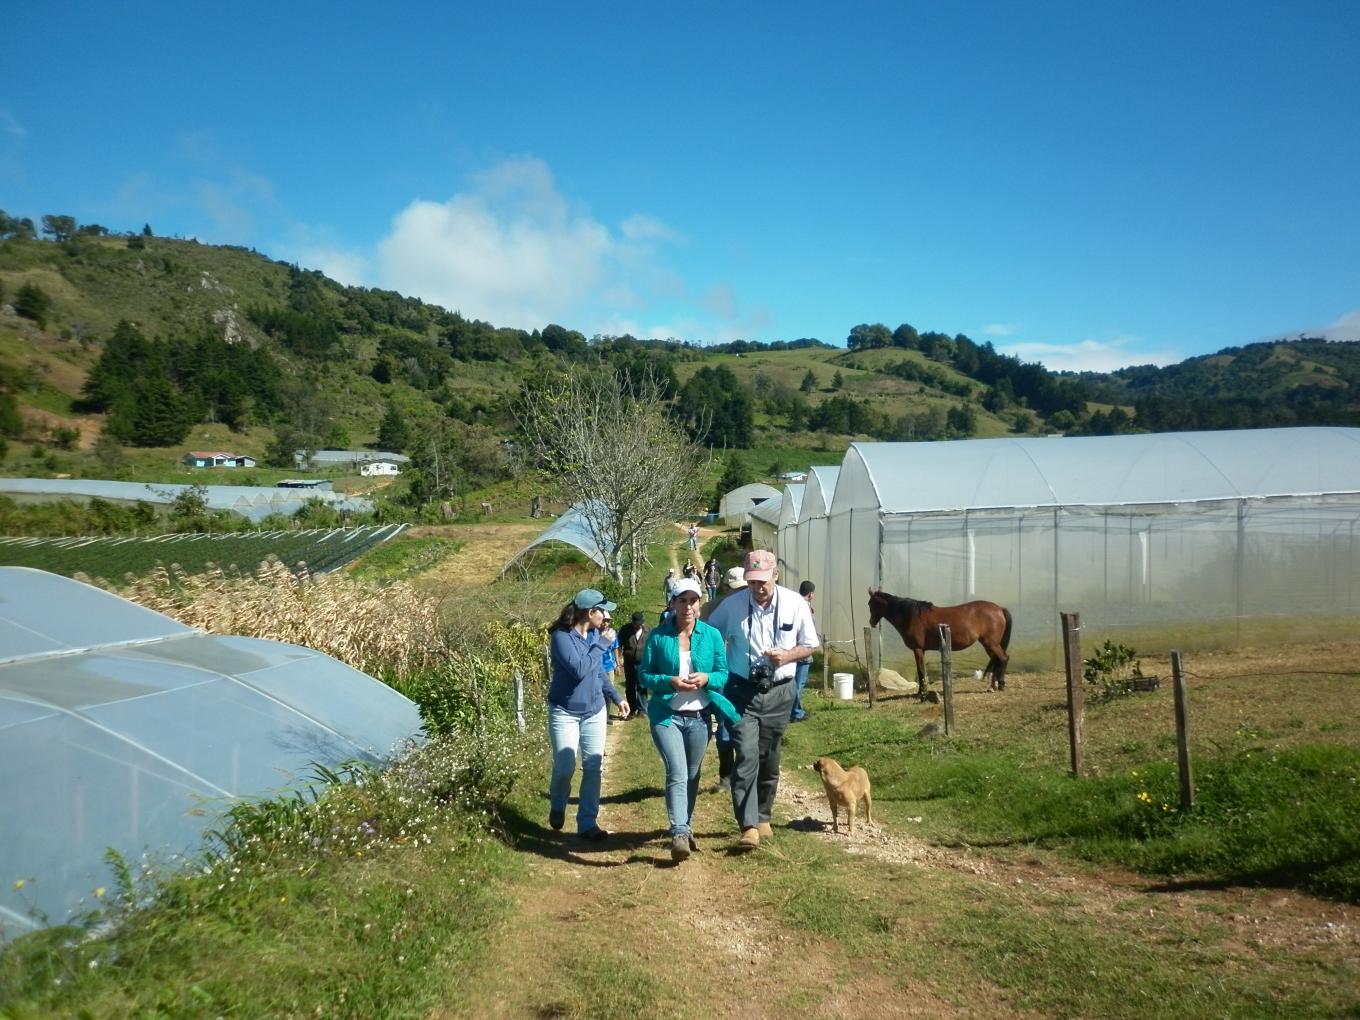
549;808;565;831
579;827;610;842
688;833;699;852
757;822;773;840
670;835;691;863
737;827;760;851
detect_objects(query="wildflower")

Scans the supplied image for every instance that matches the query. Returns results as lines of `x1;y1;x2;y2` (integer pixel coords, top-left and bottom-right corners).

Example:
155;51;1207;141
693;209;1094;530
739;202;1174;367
94;887;106;899
13;879;24;890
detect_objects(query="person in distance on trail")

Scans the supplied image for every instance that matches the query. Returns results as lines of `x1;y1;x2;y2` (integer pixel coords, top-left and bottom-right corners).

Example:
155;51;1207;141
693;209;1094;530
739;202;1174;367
707;550;819;851
663;567;678;600
687;522;699;551
639;577;738;863
617;611;650;719
546;588;629;842
703;555;722;603
790;580;816;722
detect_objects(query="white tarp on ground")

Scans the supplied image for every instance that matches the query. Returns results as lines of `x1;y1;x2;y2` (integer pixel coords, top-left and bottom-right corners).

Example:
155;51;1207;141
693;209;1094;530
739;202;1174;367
0;568;422;935
719;483;780;528
790;427;1360;668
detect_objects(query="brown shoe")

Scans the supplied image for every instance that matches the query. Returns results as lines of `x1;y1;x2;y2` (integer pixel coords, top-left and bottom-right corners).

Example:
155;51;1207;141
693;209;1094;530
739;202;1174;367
757;822;773;840
737;827;760;851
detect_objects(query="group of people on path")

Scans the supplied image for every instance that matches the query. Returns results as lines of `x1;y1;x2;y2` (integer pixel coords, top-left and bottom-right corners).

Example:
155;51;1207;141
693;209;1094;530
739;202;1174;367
546;547;820;861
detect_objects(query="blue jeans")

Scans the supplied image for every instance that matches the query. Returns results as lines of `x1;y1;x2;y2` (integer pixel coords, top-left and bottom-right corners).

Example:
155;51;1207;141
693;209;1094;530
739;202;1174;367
790;659;811;720
650;714;711;837
548;705;607;834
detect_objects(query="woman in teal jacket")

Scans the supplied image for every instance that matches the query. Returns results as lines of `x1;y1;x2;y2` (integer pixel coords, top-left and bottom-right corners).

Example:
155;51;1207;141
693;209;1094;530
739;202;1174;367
640;577;740;863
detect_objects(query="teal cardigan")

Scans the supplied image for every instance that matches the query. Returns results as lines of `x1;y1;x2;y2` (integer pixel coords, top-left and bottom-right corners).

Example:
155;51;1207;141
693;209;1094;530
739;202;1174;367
639;619;740;726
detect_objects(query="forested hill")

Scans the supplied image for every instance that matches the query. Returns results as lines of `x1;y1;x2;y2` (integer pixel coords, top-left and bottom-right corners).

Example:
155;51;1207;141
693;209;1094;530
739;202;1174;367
1;222;1358;486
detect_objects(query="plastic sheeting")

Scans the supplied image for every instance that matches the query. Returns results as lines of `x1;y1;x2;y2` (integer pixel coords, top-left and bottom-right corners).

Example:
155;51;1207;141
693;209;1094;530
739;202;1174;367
748;493;782;554
776;484;805;587
0;478;373;522
719;483;780;527
795;428;1360;667
500;502;612;575
791;466;838;607
0;568;422;935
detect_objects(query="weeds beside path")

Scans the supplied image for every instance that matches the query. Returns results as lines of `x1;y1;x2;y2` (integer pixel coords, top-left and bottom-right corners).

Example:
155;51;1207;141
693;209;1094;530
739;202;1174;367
442;699;1360;1020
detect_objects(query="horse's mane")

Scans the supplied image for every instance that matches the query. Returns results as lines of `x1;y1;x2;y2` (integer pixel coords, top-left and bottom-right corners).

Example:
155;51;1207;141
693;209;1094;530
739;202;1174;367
873;590;935;611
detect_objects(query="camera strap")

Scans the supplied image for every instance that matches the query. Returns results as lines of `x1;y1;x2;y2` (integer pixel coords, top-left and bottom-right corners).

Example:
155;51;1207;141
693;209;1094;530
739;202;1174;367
745;588;780;668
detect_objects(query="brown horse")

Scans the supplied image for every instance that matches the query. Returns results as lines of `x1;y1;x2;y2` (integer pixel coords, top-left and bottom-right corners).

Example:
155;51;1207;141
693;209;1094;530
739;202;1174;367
867;589;1013;693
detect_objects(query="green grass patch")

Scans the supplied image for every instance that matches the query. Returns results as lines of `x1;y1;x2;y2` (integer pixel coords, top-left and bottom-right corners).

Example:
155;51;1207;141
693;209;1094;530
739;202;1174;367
347;534;464;583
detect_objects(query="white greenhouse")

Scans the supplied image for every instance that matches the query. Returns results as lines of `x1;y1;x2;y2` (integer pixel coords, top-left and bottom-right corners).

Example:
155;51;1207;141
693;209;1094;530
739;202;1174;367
767;428;1360;671
719;482;780;528
0;568;423;935
748;492;783;555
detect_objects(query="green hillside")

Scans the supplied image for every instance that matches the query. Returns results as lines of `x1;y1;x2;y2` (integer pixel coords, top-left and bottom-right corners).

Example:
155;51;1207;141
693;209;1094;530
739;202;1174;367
2;228;1357;517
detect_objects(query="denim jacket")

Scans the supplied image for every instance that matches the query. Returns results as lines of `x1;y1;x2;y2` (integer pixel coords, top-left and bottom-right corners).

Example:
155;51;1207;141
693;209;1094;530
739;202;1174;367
639;619;739;726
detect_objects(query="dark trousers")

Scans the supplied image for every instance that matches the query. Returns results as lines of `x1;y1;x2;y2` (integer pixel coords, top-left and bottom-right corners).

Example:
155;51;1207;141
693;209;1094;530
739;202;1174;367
623;660;644;711
725;678;796;829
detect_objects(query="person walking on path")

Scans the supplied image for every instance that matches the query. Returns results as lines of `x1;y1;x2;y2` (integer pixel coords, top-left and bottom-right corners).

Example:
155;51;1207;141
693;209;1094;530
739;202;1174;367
703;565;751;791
546;588;630;841
707;550;819;851
703;556;722;603
790;580;816;722
687;522;699;552
662;567;677;601
639;577;738;862
617;611;649;717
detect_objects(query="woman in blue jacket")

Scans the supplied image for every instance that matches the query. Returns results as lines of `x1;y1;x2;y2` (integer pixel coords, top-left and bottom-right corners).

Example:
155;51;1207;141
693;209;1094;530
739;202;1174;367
640;577;739;862
547;587;630;841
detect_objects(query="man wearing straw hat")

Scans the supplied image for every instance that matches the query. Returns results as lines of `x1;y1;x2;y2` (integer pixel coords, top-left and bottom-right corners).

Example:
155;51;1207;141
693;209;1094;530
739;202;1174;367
707;549;819;851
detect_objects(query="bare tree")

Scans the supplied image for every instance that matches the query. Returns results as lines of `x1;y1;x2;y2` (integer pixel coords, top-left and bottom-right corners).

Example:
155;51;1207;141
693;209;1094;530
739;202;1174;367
516;367;708;593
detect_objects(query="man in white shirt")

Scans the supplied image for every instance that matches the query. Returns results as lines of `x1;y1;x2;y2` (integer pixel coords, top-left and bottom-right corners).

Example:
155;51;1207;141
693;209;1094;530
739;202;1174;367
707;549;819;851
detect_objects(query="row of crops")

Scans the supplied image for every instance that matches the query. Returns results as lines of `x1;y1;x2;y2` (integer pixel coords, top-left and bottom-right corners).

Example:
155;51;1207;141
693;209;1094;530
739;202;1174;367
0;524;410;582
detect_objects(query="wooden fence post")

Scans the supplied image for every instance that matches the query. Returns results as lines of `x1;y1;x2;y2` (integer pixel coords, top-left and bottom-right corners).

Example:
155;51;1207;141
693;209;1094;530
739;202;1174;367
822;646;829;695
938;623;955;734
1171;651;1195;811
863;626;877;709
1061;612;1084;778
513;672;525;733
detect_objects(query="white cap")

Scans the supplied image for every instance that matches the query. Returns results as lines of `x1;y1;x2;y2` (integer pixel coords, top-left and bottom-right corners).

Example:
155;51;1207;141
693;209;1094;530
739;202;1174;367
669;577;703;600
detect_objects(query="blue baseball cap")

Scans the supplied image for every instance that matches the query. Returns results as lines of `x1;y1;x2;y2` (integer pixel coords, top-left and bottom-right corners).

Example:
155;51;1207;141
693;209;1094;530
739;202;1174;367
573;588;616;612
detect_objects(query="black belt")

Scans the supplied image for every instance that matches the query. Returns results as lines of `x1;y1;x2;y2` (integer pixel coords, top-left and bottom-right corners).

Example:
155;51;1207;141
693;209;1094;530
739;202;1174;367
670;708;706;719
731;674;793;688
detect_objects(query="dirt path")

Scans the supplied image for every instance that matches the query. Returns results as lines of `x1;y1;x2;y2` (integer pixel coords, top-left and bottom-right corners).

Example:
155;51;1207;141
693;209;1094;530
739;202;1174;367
407;523;544;587
439;710;1359;1019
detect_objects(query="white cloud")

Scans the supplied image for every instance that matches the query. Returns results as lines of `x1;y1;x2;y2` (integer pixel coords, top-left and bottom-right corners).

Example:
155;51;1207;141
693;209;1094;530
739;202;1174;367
375;157;713;334
982;323;1017;337
998;336;1180;373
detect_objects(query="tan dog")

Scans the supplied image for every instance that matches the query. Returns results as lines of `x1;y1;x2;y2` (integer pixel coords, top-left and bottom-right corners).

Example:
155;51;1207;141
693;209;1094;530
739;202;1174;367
813;756;873;835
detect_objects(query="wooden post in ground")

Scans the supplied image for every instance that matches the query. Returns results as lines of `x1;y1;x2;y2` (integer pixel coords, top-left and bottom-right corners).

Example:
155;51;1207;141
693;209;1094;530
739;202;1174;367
1171;651;1195;811
513;672;525;733
863;626;877;709
822;644;829;695
1061;612;1084;778
938;623;955;734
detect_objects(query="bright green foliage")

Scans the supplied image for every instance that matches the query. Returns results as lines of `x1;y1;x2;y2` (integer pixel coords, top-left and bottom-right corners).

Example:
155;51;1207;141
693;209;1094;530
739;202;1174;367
376;401;411;453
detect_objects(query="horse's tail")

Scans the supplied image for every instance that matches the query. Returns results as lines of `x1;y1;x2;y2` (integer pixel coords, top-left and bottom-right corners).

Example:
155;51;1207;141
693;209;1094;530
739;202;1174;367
1000;607;1013;652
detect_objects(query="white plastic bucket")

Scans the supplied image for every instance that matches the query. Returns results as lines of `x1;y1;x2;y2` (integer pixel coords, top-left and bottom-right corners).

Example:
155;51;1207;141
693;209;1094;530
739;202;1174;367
833;672;854;700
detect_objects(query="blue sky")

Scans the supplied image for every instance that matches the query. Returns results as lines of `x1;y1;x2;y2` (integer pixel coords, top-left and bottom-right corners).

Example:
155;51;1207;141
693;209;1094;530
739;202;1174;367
4;1;1357;371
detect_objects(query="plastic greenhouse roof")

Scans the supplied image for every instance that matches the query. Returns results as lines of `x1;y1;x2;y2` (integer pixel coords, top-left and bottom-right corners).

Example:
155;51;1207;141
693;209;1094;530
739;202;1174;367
837;427;1360;514
0;568;422;934
501;502;611;575
801;466;840;518
0;478;373;521
748;493;783;525
777;484;805;528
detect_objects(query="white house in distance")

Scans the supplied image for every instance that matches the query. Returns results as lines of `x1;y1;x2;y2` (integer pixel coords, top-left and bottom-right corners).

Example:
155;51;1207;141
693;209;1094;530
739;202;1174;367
183;451;257;468
295;449;410;473
359;460;402;477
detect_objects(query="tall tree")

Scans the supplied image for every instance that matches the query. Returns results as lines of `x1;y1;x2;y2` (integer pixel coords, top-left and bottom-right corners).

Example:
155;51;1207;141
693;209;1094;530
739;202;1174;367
800;369;817;392
517;368;708;592
40;214;77;242
377;401;412;452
